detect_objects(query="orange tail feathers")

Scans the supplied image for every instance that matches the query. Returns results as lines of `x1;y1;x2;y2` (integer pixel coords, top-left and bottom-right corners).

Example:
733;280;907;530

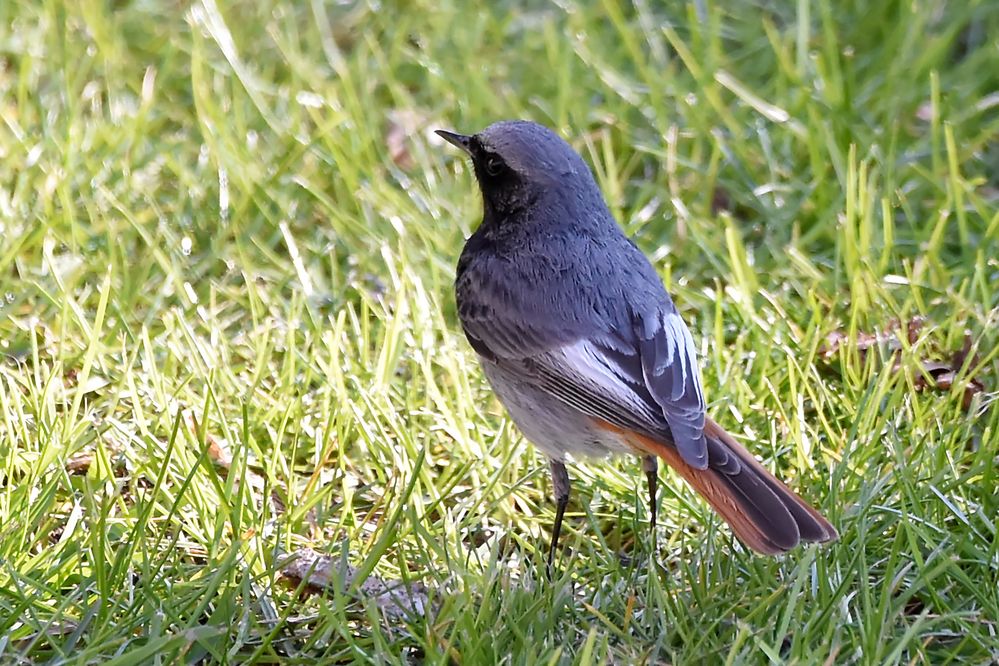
603;418;837;554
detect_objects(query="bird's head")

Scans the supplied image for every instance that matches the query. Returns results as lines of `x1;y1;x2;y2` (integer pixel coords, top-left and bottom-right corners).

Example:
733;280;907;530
436;120;599;219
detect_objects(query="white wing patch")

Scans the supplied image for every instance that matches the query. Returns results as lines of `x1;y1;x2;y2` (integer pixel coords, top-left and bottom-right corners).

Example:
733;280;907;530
514;310;708;468
637;310;707;468
549;339;662;423
665;312;702;403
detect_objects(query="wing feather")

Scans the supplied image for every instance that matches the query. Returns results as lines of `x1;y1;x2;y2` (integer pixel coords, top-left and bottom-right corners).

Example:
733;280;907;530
456;246;708;468
636;310;707;468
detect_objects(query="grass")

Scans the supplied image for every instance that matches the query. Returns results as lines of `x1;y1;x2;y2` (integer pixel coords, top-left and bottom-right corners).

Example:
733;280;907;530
1;0;997;663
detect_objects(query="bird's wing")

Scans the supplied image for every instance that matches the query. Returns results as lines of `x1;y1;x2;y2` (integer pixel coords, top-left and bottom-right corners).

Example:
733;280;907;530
461;293;708;468
630;307;708;467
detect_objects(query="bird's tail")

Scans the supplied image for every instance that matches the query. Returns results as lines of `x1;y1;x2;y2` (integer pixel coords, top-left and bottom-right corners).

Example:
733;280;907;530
620;418;837;554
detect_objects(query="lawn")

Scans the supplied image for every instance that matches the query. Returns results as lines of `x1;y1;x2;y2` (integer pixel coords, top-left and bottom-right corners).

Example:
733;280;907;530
1;0;997;663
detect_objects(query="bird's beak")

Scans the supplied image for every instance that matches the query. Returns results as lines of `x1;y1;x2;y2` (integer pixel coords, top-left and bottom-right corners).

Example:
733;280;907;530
435;129;473;155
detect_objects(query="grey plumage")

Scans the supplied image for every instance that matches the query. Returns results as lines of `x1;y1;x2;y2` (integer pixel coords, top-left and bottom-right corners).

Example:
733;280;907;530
438;120;837;566
453;121;707;468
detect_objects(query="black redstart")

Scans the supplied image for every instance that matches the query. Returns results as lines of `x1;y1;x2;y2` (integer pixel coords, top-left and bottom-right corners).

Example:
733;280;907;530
437;120;836;571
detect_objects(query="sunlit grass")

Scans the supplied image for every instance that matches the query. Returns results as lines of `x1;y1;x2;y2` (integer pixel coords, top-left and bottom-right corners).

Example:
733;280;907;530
1;0;997;663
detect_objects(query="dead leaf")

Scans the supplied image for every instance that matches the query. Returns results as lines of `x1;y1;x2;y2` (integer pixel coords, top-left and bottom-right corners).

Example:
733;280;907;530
386;121;413;169
819;330;848;360
65;441;124;476
66;453;93;474
950;332;980;370
280;547;429;620
915;365;986;411
386;109;430;170
386;108;445;171
819;317;925;359
180;410;292;524
9;619;79;651
710;186;733;215
183;410;231;469
819;319;986;411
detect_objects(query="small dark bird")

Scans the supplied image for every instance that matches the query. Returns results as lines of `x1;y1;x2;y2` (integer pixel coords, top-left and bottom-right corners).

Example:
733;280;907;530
437;121;836;572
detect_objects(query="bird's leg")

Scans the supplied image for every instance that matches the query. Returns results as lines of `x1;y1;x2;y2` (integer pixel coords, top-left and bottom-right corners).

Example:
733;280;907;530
643;455;658;542
547;459;570;578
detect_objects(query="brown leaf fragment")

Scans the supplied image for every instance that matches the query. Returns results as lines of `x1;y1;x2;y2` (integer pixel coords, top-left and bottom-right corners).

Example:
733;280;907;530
10;619;79;651
914;361;955;385
183;410;231;469
818;327;884;359
819;318;987;411
919;368;986;411
386;122;413;169
905;317;925;344
65;443;125;476
280;548;429;619
386;109;432;170
280;548;339;591
818;330;848;359
710;186;733;215
950;332;980;370
820;317;927;359
65;453;93;474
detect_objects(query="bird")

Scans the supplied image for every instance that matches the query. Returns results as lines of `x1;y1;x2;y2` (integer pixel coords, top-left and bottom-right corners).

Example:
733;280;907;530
436;120;837;573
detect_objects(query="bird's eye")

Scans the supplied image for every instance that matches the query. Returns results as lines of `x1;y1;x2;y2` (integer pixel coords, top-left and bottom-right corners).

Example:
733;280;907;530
484;156;504;177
